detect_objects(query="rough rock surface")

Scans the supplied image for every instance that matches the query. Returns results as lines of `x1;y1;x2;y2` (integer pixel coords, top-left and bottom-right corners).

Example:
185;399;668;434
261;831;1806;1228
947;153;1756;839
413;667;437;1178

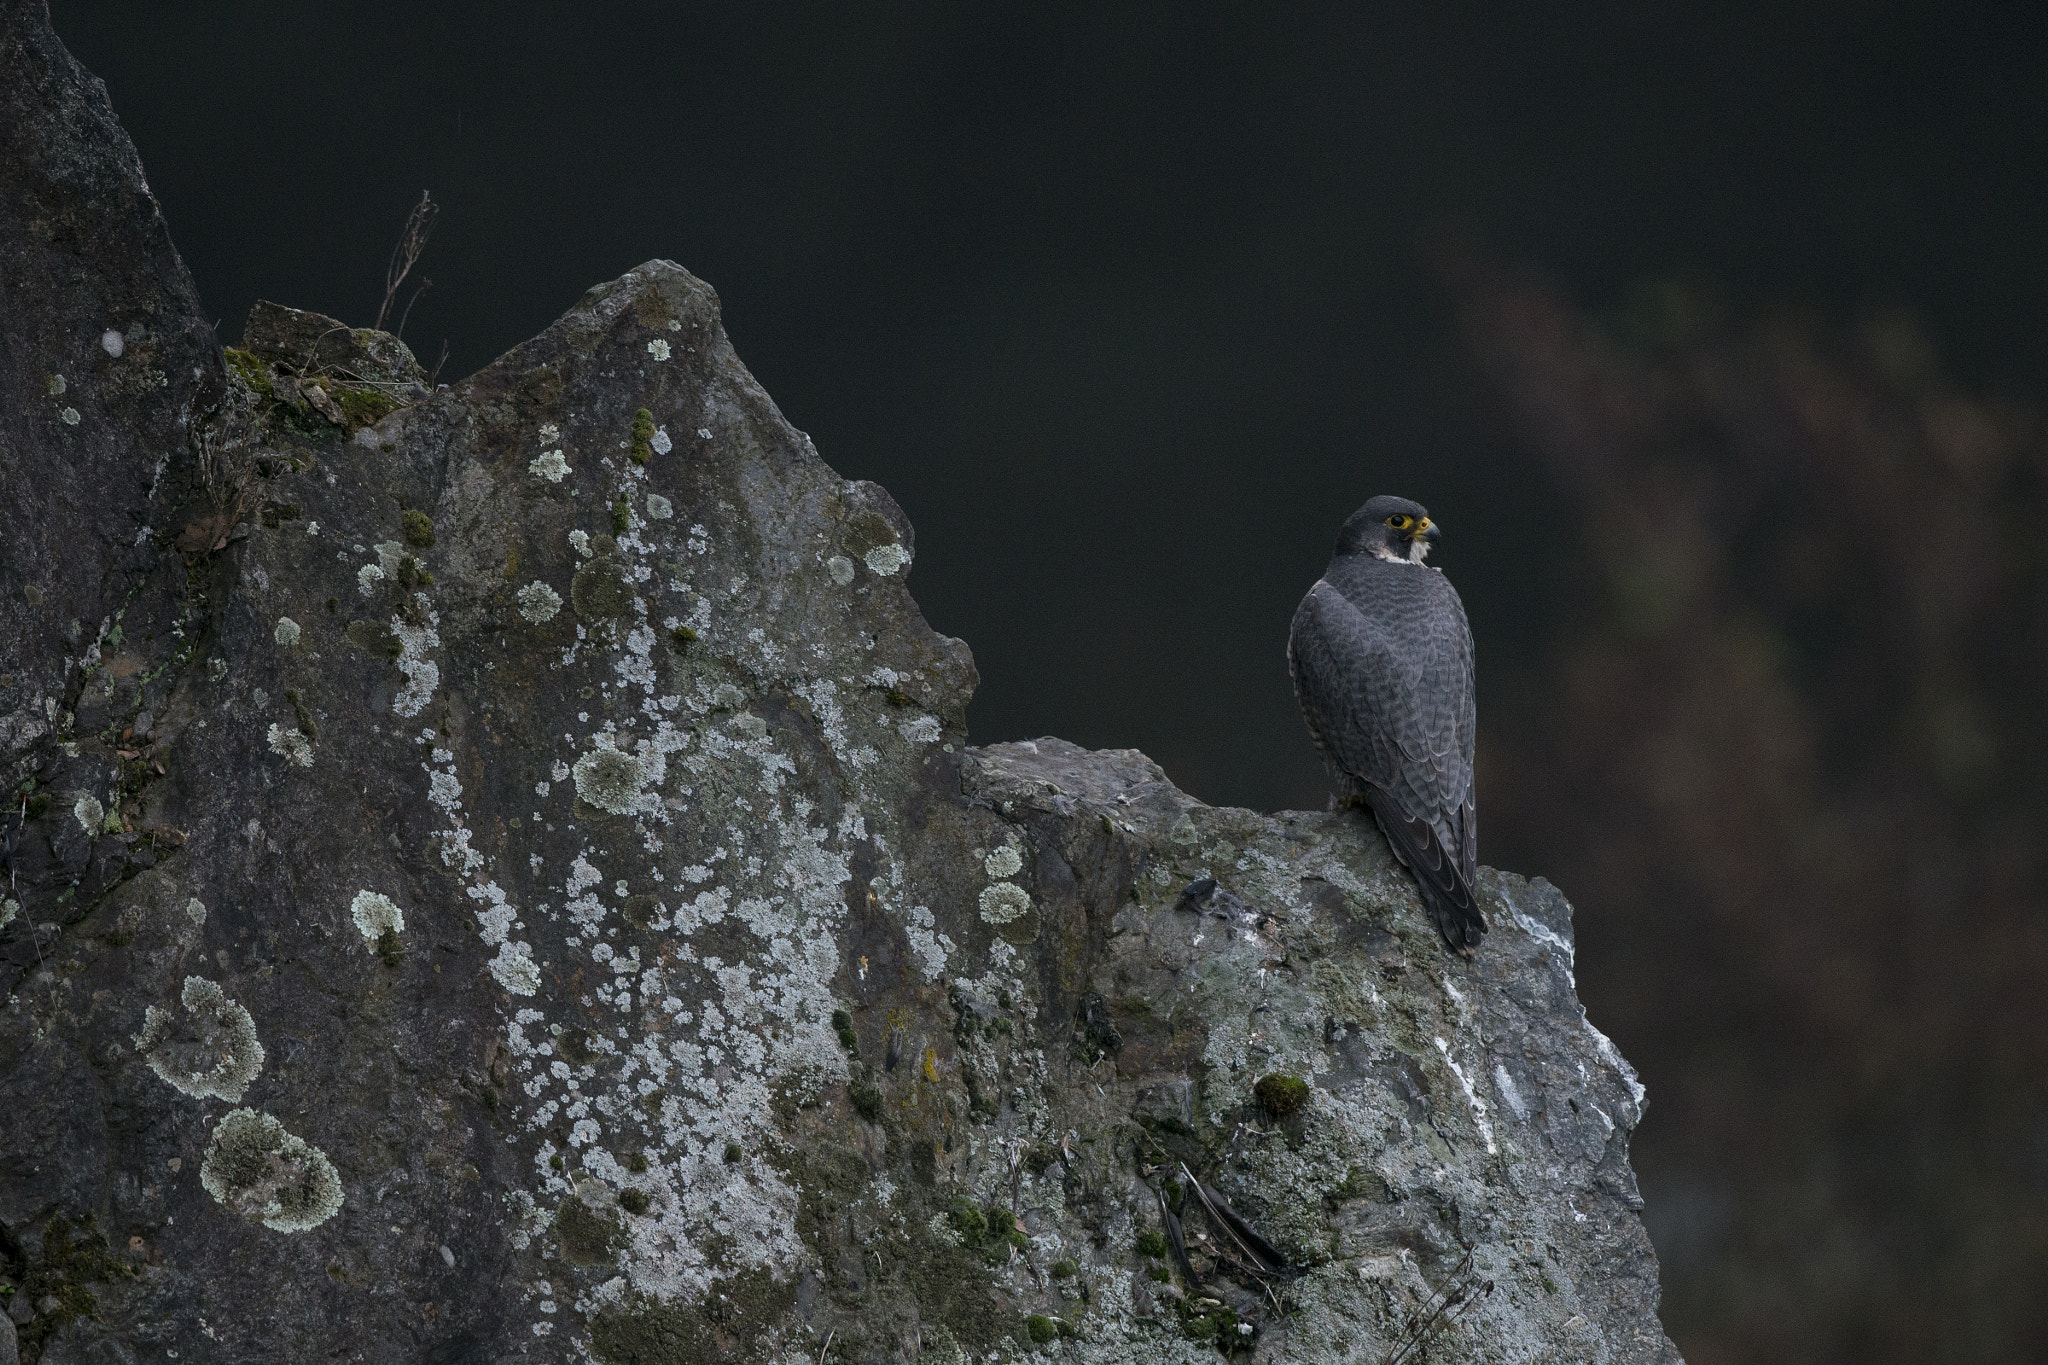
0;5;1681;1362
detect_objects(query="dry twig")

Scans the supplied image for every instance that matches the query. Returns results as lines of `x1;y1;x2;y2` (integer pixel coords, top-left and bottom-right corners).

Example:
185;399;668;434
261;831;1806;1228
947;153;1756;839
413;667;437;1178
374;190;438;334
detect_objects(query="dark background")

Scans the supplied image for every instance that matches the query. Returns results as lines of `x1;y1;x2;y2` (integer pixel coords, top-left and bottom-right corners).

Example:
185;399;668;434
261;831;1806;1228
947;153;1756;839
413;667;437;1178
53;4;2048;1361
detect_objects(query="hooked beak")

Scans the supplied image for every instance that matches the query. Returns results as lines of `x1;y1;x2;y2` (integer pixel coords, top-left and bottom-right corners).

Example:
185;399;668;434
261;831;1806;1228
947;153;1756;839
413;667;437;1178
1414;517;1440;543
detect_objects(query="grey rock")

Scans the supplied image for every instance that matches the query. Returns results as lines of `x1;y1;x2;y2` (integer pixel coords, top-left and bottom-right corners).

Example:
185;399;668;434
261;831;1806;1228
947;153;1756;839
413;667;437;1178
0;5;1680;1362
0;1312;16;1365
239;299;428;386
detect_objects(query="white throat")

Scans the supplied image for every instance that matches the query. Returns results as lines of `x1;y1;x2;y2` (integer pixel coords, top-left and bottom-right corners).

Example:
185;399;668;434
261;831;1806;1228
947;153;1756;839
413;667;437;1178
1370;541;1431;565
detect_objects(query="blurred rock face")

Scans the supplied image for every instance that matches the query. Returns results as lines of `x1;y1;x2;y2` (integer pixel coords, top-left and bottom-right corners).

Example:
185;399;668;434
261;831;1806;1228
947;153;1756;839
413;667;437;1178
0;7;1677;1363
1451;255;2048;1365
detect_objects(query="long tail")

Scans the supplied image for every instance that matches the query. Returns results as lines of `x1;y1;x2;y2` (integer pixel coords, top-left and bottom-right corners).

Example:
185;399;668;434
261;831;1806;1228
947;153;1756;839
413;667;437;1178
1362;788;1486;954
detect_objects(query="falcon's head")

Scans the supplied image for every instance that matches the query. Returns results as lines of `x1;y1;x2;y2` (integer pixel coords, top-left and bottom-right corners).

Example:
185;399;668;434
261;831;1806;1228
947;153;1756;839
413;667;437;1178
1335;494;1440;565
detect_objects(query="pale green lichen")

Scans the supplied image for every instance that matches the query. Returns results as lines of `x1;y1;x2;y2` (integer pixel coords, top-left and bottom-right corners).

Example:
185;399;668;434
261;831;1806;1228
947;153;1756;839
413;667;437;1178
185;899;207;925
827;555;855;585
863;542;910;576
645;493;673;520
72;792;103;834
349;889;403;944
489;942;541;995
984;846;1023;879
274;616;301;648
517;581;563;624
572;739;661;816
134;975;265;1101
531;449;570;482
978;882;1032;925
266;723;313;768
199;1108;343;1232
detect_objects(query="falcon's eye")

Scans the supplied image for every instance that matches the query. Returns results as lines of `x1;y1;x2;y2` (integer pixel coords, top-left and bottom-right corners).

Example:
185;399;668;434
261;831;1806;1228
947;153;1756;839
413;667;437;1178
1386;515;1410;529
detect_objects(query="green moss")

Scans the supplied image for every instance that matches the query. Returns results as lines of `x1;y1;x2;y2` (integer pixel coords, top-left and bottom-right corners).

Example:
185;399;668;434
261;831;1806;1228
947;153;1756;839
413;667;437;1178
630;407;656;465
16;1213;134;1359
549;1153;565;1171
555;1198;624;1266
399;508;436;548
669;625;696;648
336;385;399;428
1023;1143;1058;1175
618;1188;650;1216
571;555;634;622
1051;1257;1078;1279
1253;1072;1311;1117
832;1008;859;1053
1025;1314;1058;1345
627;1151;649;1174
611;494;632;535
723;1142;743;1164
284;687;319;743
591;1270;795;1365
1148;1264;1171;1282
326;596;339;613
1135;1229;1167;1258
223;347;274;399
948;1197;987;1241
849;1079;883;1123
25;791;52;820
374;926;404;966
344;619;402;658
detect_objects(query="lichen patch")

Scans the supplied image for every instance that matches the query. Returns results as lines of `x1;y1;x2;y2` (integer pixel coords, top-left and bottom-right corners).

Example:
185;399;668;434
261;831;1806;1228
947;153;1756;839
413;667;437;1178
134;975;266;1101
517;581;563;623
978;881;1032;925
199;1109;343;1232
350;889;404;944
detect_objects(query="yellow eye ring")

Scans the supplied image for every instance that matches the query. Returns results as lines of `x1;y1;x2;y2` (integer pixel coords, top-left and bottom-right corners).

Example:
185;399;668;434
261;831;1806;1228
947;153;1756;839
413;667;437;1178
1385;514;1410;528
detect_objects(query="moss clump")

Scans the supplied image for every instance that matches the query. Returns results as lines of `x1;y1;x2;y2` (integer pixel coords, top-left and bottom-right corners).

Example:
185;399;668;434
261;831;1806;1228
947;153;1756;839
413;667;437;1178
630;407;656;465
284;686;319;742
1253;1072;1311;1117
669;625;696;648
15;1213;134;1360
399;508;435;548
223;347;275;399
948;1197;987;1241
1025;1314;1058;1345
592;1271;795;1365
628;1152;649;1173
25;790;52;820
848;1079;883;1123
1023;1143;1058;1176
1051;1257;1078;1279
571;555;634;622
344;619;402;658
723;1142;743;1164
336;385;399;428
618;1188;651;1216
375;926;404;965
611;493;632;535
831;1008;858;1053
555;1198;624;1267
1135;1228;1167;1258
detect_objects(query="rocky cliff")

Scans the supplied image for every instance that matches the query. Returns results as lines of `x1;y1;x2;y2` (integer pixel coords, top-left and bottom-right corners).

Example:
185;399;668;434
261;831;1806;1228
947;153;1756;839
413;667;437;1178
0;5;1678;1362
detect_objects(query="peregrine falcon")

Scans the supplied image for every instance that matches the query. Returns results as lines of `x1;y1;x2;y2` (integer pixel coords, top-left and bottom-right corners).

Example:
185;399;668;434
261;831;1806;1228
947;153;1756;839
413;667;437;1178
1288;495;1484;952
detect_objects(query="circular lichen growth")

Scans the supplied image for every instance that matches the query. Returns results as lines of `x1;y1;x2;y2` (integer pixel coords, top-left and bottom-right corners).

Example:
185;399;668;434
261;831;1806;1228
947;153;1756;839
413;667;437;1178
570;554;633;621
199;1108;343;1233
350;889;403;946
978;882;1032;925
1253;1072;1312;1117
984;845;1023;879
134;975;265;1101
573;740;659;816
516;580;562;624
